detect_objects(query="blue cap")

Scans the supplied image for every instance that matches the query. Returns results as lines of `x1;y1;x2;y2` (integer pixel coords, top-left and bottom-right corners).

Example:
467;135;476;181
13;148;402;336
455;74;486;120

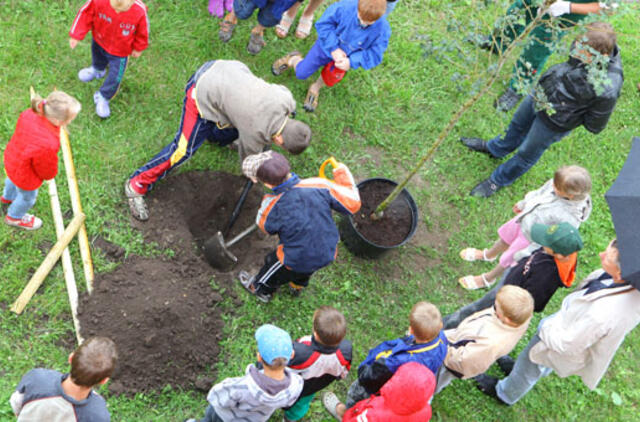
255;324;293;365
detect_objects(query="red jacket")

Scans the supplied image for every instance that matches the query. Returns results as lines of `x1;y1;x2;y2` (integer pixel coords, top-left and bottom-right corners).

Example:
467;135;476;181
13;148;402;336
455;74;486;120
342;362;435;422
69;0;149;57
3;110;61;191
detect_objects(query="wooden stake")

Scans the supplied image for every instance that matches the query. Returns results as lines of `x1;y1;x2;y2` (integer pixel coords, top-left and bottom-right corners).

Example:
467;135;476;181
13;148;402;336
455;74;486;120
48;179;84;344
10;213;86;315
60;128;94;293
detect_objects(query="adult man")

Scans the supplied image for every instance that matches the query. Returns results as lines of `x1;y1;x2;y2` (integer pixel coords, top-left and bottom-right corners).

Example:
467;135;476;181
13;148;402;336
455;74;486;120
463;22;623;197
475;239;640;404
124;59;312;221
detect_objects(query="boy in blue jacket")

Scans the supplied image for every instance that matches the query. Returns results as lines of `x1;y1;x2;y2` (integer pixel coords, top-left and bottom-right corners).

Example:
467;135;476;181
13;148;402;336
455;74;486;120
238;151;360;303
271;0;390;112
342;301;447;411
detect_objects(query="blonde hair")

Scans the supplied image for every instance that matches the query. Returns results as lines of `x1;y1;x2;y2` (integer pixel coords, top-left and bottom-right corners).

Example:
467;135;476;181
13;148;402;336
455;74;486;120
110;0;135;12
31;90;81;126
409;302;442;342
496;285;534;327
554;165;592;200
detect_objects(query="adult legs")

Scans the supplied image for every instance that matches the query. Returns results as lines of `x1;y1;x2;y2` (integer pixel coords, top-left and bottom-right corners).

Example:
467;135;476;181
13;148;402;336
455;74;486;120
486;95;537;158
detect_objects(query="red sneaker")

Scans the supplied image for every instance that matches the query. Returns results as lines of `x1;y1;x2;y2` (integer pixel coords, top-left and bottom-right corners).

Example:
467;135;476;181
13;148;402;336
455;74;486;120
5;214;43;230
0;196;12;204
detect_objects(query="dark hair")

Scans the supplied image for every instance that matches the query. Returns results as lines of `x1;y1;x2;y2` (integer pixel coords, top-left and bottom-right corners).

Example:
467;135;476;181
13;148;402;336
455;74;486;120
263;357;288;370
70;337;118;387
313;306;347;346
256;152;290;186
583;22;616;56
281;120;311;155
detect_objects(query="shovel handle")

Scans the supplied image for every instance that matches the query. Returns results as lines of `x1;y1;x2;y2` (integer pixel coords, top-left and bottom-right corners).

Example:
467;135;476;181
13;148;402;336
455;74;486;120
226;224;258;248
223;179;254;237
319;157;339;180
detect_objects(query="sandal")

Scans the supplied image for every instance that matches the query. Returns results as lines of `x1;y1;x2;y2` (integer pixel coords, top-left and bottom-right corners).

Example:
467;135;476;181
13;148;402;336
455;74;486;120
303;87;319;112
459;247;496;262
247;32;266;55
295;15;314;39
219;19;236;43
271;51;302;76
275;13;294;39
321;392;341;421
458;274;494;290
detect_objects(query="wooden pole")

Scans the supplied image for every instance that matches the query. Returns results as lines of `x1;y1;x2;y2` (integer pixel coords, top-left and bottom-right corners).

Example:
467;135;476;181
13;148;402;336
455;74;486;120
59;128;94;293
48;179;84;344
10;213;86;315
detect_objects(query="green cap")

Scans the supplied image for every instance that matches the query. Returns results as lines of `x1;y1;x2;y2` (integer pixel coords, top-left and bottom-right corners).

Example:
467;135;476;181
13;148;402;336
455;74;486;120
531;223;583;256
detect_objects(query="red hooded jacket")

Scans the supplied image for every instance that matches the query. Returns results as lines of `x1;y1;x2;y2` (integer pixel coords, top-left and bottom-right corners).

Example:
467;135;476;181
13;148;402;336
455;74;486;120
69;0;149;57
342;362;435;422
3;109;61;191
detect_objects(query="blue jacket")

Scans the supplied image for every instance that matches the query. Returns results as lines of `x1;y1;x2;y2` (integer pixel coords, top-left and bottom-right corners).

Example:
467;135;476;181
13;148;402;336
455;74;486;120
315;0;391;70
357;332;448;395
256;164;360;273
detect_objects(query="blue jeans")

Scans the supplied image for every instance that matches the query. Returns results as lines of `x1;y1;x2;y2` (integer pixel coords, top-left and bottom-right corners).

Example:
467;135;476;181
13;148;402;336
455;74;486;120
199;405;224;422
486;95;570;187
92;39;128;100
234;0;280;27
495;332;552;405
2;177;39;219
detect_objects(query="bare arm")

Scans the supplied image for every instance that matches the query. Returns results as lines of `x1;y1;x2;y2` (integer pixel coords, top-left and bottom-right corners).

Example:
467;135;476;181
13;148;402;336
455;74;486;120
570;2;602;14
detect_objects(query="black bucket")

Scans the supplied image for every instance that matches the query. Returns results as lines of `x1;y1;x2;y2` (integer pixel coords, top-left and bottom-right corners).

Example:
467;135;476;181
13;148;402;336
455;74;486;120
339;178;419;259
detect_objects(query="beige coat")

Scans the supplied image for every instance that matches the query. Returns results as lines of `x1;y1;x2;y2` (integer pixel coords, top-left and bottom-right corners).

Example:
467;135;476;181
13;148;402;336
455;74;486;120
529;269;640;390
444;308;530;379
194;60;296;160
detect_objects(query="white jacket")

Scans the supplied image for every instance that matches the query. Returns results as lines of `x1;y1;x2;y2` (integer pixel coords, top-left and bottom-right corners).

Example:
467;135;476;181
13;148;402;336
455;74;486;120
529;269;640;389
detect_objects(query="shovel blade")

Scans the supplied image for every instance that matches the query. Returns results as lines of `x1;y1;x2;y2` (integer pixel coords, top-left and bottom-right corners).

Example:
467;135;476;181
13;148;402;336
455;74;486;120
203;231;238;271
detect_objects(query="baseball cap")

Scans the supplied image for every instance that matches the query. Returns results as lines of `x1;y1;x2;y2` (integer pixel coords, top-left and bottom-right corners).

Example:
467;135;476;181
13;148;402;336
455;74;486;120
242;151;274;182
255;324;293;365
531;223;583;256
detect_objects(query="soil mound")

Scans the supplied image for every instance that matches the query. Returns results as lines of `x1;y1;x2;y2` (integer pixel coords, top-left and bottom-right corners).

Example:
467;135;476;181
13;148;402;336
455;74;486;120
78;171;276;394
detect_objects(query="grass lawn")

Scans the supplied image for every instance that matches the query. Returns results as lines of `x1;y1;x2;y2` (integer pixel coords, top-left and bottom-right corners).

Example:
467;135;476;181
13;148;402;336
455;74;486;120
1;0;639;420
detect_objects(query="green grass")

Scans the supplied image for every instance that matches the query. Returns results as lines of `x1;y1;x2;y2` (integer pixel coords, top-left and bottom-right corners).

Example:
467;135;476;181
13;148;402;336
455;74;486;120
1;0;640;420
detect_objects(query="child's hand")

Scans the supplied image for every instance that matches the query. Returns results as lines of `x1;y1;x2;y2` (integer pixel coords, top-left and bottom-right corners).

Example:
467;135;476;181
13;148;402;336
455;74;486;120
69;38;79;49
335;57;350;71
131;50;142;58
513;203;522;214
331;48;347;61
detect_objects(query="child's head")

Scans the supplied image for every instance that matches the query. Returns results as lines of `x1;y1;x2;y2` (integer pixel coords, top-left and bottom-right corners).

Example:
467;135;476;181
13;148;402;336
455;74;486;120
69;337;118;387
110;0;135;12
409;302;442;343
313;306;347;347
31;90;81;127
255;324;294;370
279;119;311;155
357;0;387;24
242;151;290;186
553;165;591;200
582;22;617;56
531;222;583;257
494;286;534;327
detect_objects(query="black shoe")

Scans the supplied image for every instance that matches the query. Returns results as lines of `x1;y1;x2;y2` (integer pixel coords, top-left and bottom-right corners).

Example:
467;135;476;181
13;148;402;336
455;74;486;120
460;137;494;157
470;178;502;198
469;34;499;55
474;374;506;404
497;355;515;376
287;282;304;297
495;87;523;112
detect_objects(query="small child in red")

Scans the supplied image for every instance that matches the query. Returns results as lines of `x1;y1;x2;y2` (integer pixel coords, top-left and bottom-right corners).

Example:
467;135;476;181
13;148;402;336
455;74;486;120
69;0;149;118
2;91;81;230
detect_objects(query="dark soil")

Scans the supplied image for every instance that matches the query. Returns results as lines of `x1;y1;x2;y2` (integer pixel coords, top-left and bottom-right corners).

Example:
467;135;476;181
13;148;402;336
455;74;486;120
78;171;276;394
352;180;414;247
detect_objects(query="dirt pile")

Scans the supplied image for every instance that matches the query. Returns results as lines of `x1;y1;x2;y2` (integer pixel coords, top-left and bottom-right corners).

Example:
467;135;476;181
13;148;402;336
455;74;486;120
78;171;276;394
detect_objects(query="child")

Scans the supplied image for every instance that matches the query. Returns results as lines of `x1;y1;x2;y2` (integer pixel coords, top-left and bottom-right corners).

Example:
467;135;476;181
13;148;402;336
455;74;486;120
323;362;436;421
69;0;150;118
238;151;360;303
458;165;591;289
186;324;303;422
434;285;534;395
284;306;352;422
2;90;81;230
271;0;390;112
343;301;447;410
10;337;117;421
217;0;299;54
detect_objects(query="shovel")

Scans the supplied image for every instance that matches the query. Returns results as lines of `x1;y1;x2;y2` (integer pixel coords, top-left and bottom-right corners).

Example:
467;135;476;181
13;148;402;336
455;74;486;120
204;224;258;271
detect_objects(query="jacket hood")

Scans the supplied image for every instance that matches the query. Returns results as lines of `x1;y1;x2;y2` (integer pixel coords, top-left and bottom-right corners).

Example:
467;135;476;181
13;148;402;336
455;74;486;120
380;362;435;415
245;365;304;407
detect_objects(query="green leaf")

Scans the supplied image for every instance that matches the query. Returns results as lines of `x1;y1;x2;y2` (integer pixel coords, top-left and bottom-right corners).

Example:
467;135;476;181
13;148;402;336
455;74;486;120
611;392;623;406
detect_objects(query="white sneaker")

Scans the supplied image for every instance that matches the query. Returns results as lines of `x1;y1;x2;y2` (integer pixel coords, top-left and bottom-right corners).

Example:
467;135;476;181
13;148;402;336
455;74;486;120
93;91;111;118
5;214;43;230
78;66;106;83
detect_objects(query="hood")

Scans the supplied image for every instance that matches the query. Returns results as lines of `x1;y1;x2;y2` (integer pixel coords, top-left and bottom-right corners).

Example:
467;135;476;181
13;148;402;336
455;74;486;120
380;362;435;415
245;365;303;407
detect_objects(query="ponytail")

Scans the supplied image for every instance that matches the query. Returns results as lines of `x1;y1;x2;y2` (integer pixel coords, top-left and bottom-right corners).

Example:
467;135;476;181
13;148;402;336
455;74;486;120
29;88;81;125
30;93;47;116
